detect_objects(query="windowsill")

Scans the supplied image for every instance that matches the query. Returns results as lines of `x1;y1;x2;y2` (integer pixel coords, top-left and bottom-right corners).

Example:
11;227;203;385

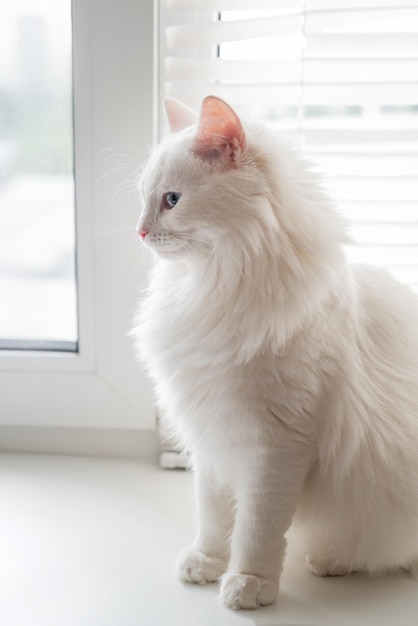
1;453;417;626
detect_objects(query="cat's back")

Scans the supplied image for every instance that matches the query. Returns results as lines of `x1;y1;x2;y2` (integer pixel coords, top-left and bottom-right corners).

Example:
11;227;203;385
353;264;418;353
348;263;418;425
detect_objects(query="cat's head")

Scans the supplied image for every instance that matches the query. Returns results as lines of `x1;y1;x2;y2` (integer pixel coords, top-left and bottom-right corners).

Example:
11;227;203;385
136;96;276;260
136;96;347;351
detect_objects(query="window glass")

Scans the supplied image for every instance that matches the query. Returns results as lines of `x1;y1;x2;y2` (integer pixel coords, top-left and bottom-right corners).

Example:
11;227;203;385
0;0;77;351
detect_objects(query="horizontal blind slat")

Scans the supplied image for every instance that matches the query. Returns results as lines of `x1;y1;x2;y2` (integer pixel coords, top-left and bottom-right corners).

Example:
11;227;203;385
292;82;418;104
220;33;418;58
165;57;418;82
346;244;418;267
305;7;418;30
337;203;418;222
165;10;418;49
306;32;418;55
165;15;302;49
308;0;418;8
301;128;418;145
350;224;418;245
312;154;418;177
165;82;418;107
330;174;418;181
166;0;302;9
326;179;418;202
166;0;418;9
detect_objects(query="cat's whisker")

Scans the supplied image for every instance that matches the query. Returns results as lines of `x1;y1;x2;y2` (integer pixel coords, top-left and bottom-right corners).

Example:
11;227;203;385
99;166;139;183
99;145;143;160
102;153;141;167
174;232;206;245
109;184;139;209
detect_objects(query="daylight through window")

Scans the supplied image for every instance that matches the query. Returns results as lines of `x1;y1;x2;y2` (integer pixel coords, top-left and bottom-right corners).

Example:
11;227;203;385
0;0;77;351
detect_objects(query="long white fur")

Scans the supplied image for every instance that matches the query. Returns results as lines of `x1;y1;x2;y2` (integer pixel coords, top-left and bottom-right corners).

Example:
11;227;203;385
133;96;418;610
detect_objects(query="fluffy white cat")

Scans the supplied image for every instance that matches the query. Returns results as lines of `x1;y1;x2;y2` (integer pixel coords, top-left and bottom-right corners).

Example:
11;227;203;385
133;95;418;610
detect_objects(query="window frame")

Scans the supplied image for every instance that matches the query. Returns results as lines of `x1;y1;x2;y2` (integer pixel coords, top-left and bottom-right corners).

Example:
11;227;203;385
0;0;156;435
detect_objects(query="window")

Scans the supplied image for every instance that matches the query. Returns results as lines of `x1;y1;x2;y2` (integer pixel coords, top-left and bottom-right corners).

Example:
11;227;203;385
0;0;77;352
159;0;418;290
0;0;155;444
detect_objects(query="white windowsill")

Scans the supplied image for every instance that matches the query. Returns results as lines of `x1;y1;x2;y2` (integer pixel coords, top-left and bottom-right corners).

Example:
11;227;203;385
1;453;417;626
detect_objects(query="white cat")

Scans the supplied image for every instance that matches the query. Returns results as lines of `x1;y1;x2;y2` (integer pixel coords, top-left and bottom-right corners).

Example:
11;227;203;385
133;95;418;610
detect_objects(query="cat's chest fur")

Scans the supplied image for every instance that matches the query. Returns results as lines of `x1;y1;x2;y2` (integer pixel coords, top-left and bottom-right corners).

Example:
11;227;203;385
138;262;337;468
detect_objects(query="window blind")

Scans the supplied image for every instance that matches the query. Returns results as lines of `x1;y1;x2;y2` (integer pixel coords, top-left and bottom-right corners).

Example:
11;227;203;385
159;0;418;290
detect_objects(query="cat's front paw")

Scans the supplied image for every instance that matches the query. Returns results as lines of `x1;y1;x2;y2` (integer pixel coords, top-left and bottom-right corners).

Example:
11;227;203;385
220;573;278;610
177;547;226;584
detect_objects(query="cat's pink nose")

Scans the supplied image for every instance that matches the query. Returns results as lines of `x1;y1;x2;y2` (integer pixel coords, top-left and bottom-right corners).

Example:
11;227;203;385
139;228;149;240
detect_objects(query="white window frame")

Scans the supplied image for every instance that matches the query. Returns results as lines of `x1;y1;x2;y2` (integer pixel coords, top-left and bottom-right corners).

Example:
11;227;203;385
0;0;156;446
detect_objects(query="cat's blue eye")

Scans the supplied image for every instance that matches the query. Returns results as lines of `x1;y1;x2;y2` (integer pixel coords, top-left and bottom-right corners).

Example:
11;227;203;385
163;191;181;209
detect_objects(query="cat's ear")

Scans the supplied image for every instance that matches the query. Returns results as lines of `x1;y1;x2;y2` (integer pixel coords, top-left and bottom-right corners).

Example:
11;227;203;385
164;98;198;133
194;95;245;167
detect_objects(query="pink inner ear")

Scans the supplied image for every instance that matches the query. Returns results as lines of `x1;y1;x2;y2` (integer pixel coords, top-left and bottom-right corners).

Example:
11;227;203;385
165;98;198;133
195;96;245;162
